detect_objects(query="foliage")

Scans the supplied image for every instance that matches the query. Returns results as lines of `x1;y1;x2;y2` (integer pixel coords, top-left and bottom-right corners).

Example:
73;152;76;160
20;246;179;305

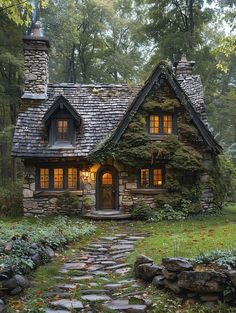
56;191;81;214
82;195;95;208
0;0;47;25
192;248;236;270
0;217;96;273
0;180;23;217
131;201;154;220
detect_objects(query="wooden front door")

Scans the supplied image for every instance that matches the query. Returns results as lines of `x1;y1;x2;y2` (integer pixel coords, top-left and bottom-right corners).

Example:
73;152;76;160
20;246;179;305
100;172;115;210
97;166;118;211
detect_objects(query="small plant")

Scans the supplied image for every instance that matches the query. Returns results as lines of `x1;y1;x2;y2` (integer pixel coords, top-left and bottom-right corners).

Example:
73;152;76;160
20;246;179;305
56;191;81;215
82;195;95;210
131;201;154;220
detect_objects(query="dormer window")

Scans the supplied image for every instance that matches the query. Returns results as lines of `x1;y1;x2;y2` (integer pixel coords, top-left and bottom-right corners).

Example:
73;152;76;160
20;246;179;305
57;120;69;141
42;95;81;148
148;112;175;136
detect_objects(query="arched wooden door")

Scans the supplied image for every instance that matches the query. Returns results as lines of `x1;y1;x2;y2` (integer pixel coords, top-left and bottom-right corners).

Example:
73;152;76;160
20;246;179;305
96;166;119;211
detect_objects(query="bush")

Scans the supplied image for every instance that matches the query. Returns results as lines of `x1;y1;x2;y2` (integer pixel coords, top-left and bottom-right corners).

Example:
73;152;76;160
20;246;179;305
131;201;154;220
0;180;23;217
153;203;189;221
192;248;236;270
56;191;81;214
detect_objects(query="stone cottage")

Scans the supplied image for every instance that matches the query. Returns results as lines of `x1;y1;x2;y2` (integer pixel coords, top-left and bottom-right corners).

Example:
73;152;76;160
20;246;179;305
12;24;222;218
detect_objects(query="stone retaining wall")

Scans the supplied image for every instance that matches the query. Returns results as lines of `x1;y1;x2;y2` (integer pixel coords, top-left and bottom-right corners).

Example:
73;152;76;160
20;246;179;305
134;255;236;305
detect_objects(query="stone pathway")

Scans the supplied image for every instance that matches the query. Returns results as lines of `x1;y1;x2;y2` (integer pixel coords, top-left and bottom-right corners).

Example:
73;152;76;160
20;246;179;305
43;233;152;312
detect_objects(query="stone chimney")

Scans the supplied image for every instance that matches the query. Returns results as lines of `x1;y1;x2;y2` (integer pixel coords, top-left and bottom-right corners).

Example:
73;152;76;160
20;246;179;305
173;54;195;78
22;22;50;100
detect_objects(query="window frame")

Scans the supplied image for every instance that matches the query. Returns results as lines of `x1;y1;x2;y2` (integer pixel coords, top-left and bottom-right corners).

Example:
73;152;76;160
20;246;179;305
147;111;176;136
36;164;80;191
138;166;165;189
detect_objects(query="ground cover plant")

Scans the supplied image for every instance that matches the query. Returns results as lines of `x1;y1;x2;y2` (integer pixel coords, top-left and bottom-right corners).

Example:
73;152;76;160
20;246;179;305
0;216;96;274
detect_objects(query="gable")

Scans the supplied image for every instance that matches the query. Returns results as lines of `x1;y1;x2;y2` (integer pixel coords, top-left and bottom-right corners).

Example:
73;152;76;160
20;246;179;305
109;63;222;154
42;95;81;127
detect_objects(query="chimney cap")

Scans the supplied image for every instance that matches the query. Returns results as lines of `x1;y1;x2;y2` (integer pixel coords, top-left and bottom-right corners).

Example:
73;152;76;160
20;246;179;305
174;54;195;77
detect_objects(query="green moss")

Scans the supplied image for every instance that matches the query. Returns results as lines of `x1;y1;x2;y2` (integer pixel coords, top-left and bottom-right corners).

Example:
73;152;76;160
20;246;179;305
143;98;180;112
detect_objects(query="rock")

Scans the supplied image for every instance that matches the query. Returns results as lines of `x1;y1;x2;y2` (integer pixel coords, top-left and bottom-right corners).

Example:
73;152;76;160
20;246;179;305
162;257;193;272
135;263;163;281
70;275;93;281
46;310;69;313
81;294;111;301
200;295;220;302
103;299;147;312
178;271;227;293
45;246;55;258
31;253;41;267
104;283;123;290
62;262;86;270
165;280;182;294
10;286;22;295
50;299;83;310
134;255;153;268
4;243;13;254
0;299;5;313
0;277;17;292
30;243;39;249
226;271;236;288
13;274;30;288
162;268;177;280
152;275;166;288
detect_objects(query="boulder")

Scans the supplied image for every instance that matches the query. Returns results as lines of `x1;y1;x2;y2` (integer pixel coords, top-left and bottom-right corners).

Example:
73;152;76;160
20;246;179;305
31;253;41;267
0;299;5;313
178;271;227;293
135;263;163;281
165;280;183;294
200;295;220;302
162;268;177;280
226;271;236;288
4;243;13;254
162;257;193;272
10;286;22;296
45;246;55;258
30;243;39;249
13;274;30;288
0;268;13;281
152;275;166;288
134;255;153;269
0;277;18;292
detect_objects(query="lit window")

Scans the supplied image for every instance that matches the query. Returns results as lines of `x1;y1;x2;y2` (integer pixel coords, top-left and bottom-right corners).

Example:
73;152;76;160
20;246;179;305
68;168;77;189
163;114;173;134
40;168;49;189
150;115;159;134
140;168;164;189
140;169;150;188
54;168;64;189
102;173;113;185
57;120;68;140
153;169;163;187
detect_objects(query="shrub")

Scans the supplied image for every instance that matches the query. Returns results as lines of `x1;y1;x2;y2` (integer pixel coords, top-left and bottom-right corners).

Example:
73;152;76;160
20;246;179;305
154;203;188;221
56;191;81;214
192;248;236;270
0;180;23;217
131;201;154;220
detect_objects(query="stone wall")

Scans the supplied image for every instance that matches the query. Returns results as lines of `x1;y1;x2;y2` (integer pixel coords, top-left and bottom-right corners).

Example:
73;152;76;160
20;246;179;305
23;160;214;216
134;255;236;306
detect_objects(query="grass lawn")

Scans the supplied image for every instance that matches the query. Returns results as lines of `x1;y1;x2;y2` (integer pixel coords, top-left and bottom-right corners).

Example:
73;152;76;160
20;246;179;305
128;204;236;264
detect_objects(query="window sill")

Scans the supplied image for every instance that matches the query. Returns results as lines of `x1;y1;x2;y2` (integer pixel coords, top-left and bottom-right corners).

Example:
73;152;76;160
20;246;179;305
34;190;83;197
49;143;75;149
150;134;176;140
130;189;165;195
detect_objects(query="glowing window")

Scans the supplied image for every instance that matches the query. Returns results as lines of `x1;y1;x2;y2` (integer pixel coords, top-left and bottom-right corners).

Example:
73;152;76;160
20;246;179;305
54;168;64;189
40;168;49;189
57;120;69;140
68;168;77;189
102;173;113;185
140;169;150;188
163;114;173;134
149;115;159;134
153;169;163;187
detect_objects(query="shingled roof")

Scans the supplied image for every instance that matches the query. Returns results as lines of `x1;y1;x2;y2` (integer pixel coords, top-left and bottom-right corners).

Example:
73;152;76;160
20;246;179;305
12;63;221;158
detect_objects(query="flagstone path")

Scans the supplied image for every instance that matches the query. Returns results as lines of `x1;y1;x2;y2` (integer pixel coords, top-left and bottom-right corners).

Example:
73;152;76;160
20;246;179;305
44;232;152;312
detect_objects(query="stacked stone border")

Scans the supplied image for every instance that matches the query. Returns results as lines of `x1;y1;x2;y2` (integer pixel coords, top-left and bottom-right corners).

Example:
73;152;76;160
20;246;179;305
134;255;236;306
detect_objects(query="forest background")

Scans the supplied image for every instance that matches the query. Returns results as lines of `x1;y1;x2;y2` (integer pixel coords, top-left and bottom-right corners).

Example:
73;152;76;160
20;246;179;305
0;0;236;187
